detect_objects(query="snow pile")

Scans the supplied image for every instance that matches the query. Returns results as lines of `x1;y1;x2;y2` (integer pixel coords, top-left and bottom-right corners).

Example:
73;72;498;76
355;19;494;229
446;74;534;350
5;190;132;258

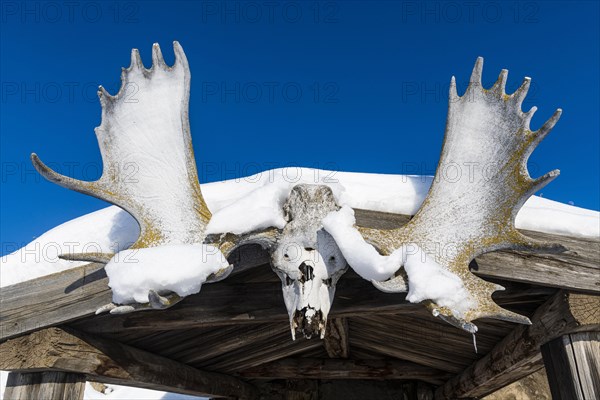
0;371;206;400
322;206;405;281
105;244;229;304
514;195;599;238
0;207;139;287
2;168;598;289
205;168;344;234
401;245;474;317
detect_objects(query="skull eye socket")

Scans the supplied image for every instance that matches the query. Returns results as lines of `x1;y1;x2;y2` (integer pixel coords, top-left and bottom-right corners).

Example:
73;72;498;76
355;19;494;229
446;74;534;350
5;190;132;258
285;276;294;286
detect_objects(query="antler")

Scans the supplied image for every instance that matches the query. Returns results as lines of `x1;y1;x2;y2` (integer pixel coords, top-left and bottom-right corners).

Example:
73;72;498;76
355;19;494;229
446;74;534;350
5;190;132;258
325;57;565;332
32;42;210;255
32;42;232;313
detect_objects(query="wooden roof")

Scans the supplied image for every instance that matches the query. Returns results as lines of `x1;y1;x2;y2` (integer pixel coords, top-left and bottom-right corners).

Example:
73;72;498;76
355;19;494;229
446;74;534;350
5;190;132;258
1;209;599;399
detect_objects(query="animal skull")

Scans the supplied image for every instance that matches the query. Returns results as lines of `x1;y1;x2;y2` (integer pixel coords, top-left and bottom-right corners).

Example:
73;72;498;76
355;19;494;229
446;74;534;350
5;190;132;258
271;184;347;339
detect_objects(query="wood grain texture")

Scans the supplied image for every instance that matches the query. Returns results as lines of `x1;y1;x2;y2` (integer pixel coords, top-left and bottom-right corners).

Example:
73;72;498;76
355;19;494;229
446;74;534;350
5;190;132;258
323;318;349;358
436;291;600;399
0;327;258;399
238;358;452;385
541;331;600;399
3;372;85;400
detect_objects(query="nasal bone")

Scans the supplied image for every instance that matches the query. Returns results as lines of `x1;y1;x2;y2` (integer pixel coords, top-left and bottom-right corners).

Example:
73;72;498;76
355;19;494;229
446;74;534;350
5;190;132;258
299;262;314;281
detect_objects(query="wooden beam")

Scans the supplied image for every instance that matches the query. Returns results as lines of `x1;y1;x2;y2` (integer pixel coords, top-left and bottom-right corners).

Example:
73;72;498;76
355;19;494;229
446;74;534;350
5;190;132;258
436;291;600;399
0;327;258;399
256;380;434;400
3;372;85;400
323;318;349;358
0;244;270;341
238;358;452;386
68;278;415;336
541;331;600;399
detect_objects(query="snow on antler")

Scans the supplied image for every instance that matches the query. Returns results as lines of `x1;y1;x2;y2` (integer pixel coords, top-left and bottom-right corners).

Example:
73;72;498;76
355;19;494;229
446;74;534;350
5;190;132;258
324;57;565;333
32;42;210;254
32;43;231;313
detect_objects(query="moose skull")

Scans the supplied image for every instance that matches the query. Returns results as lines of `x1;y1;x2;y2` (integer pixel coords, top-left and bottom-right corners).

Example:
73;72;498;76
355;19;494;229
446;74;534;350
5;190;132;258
271;184;347;339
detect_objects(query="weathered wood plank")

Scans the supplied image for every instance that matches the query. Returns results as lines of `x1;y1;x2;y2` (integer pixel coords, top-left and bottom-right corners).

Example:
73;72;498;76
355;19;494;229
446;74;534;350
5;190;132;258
323;318;349;358
203;330;323;372
257;380;433;400
436;291;600;399
0;327;258;399
3;372;85;400
0;263;111;341
238;358;452;385
163;324;290;366
0;245;270;341
541;331;600;399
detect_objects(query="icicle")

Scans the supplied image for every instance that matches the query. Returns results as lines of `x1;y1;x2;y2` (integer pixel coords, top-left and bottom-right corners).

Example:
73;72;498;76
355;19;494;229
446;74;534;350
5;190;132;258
472;333;478;353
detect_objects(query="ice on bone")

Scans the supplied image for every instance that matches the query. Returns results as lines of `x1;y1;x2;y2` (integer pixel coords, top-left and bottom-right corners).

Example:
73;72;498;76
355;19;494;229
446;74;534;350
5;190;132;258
105;244;228;304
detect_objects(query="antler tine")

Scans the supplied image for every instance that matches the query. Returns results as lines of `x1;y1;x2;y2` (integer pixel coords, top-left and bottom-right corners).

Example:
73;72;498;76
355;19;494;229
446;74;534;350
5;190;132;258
97;85;115;107
512;229;566;254
532;108;562;143
151;43;167;69
469;56;484;86
449;76;459;101
523;106;538;128
31;153;110;200
525;169;561;199
129;48;144;71
511;77;531;108
59;252;114;264
491;69;508;95
173;41;188;68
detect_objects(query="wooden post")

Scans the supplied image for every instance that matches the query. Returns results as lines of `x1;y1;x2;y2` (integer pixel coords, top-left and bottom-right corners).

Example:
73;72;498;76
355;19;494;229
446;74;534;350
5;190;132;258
541;331;600;399
436;291;600;399
323;318;349;358
3;371;85;400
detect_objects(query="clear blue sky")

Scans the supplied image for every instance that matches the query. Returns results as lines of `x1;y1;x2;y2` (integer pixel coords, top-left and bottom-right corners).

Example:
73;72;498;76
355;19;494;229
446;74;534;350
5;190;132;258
1;1;599;253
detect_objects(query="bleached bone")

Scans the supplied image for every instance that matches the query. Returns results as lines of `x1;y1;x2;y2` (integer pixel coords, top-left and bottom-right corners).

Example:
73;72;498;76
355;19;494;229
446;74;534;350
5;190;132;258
32;42;231;313
327;58;565;333
274;184;347;340
210;184;348;340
